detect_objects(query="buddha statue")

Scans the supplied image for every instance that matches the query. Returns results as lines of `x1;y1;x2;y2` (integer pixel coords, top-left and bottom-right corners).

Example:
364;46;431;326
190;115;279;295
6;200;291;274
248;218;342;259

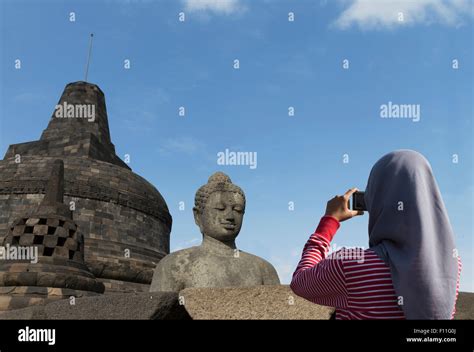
150;172;280;292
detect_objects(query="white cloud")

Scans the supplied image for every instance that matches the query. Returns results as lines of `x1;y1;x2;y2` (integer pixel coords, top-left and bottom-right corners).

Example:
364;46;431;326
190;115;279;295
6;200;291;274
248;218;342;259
271;248;301;284
334;0;474;30
158;136;206;155
182;0;244;15
172;237;201;251
13;92;43;103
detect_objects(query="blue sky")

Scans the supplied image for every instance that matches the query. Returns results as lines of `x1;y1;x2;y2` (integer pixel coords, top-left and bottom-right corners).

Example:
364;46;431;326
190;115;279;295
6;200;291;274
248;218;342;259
0;0;472;291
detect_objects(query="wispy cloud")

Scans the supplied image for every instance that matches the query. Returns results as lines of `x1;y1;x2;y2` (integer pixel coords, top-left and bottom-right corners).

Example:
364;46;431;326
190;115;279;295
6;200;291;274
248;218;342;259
271;248;301;284
334;0;474;30
113;86;170;133
182;0;245;15
172;237;201;251
12;92;45;103
158;136;206;155
277;53;316;79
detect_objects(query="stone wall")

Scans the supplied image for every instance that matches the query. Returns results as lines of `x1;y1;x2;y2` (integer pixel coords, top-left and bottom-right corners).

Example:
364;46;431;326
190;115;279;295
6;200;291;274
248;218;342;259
1;287;471;320
0;156;171;292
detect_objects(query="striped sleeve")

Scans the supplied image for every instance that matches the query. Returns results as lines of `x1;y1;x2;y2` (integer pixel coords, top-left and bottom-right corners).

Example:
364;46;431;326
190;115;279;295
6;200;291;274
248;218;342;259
451;256;462;319
290;216;348;309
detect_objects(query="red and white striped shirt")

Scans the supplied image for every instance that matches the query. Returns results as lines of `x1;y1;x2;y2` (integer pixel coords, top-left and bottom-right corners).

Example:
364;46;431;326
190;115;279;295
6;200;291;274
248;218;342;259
290;216;462;320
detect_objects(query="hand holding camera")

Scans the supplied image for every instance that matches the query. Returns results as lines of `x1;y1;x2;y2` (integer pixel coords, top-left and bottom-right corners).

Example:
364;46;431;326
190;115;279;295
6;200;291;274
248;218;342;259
324;188;365;222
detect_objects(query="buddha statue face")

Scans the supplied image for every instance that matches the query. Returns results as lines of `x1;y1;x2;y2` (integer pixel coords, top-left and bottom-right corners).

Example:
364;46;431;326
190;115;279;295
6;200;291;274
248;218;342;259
194;191;245;242
193;172;246;243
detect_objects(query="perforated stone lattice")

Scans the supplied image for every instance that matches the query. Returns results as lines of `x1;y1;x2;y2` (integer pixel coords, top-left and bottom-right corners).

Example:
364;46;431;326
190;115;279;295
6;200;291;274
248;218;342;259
3;217;84;261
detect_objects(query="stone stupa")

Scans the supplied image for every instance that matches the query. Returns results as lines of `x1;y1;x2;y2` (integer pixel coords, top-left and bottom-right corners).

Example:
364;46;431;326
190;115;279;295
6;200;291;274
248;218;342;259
0;159;104;310
0;81;172;295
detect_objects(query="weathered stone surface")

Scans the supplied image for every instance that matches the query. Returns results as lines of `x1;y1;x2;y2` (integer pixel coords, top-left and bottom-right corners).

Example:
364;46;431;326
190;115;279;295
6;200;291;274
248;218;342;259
0;82;172;292
151;172;279;292
180;287;474;320
0;288;471;320
0;159;170;289
0;160;104;307
0;292;189;320
0;287;101;311
179;285;335;320
453;292;474;320
42;159;65;207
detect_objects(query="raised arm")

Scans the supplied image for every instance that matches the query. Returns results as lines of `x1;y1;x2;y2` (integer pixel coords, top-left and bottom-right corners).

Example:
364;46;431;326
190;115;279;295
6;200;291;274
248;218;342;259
290;188;363;308
290;216;348;308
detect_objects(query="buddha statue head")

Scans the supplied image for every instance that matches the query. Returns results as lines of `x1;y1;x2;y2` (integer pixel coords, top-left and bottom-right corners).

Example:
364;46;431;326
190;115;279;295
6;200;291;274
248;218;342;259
193;172;245;245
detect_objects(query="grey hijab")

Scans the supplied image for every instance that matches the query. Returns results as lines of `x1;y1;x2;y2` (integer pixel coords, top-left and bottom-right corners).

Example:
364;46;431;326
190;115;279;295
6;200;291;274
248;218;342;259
365;150;458;319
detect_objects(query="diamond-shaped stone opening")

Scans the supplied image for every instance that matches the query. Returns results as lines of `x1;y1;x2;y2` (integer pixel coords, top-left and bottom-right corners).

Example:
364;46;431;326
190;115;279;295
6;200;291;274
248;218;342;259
43;247;54;256
17;219;27;226
33;235;44;245
57;237;66;246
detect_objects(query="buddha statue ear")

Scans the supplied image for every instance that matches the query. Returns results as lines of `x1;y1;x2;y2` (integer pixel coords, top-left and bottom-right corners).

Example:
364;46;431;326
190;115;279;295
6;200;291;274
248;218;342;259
193;207;203;231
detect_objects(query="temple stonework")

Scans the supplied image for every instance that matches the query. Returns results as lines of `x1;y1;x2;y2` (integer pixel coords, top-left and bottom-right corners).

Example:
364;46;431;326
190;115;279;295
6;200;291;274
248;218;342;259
0;82;172;309
0;159;105;310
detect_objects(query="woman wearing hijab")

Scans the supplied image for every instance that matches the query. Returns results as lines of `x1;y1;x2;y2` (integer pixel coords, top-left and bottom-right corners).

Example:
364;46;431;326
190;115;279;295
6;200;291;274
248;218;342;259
290;150;461;319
